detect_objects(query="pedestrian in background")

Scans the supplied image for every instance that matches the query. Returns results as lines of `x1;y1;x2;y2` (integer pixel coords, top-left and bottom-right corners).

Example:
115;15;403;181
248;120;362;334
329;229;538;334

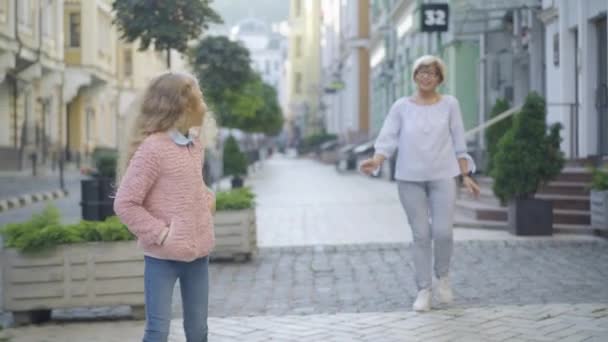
361;55;480;312
114;71;216;341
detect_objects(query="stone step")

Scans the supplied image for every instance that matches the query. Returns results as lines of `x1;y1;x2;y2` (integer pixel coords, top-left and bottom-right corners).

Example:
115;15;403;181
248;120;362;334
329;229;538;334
458;187;590;211
538;182;590;197
554;169;593;183
453;214;596;235
456;199;590;225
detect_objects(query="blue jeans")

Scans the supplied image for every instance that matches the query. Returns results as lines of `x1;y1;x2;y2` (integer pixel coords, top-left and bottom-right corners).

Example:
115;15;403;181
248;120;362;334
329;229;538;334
143;256;209;342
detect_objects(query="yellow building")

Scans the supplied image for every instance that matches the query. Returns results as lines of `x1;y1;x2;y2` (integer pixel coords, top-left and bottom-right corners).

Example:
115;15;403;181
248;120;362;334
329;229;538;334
0;0;185;171
63;0;119;161
0;0;65;172
115;43;167;147
63;0;171;161
287;0;322;139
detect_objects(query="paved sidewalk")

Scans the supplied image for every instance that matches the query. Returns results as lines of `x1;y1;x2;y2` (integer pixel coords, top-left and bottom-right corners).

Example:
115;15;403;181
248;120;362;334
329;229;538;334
250;157;600;246
4;303;607;341
2;156;607;339
0;169;81;200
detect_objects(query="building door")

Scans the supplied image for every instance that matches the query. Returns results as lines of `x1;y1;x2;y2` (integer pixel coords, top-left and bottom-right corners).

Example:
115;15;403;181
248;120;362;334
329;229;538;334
596;18;608;156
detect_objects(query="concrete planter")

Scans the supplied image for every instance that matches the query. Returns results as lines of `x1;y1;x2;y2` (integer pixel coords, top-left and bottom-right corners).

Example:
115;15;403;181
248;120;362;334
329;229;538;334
1;241;144;325
213;208;257;261
590;190;608;231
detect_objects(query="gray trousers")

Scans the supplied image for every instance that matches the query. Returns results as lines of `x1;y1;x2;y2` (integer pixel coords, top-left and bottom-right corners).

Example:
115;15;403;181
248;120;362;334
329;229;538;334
397;178;456;290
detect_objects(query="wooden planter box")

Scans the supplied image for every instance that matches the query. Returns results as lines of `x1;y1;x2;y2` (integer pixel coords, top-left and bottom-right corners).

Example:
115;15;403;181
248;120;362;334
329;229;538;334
212;208;257;261
1;241;145;325
591;190;608;231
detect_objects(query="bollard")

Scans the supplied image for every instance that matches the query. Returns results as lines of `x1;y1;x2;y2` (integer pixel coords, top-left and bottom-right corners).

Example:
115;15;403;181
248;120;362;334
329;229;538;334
30;153;37;177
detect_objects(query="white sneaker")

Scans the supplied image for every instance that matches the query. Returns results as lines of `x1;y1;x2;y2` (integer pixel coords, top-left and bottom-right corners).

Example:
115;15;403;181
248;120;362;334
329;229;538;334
437;277;454;304
412;289;432;312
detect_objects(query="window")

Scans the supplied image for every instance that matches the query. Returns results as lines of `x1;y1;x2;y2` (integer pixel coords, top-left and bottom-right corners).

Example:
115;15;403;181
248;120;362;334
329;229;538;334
295;0;301;17
124;49;133;77
69;13;81;47
18;0;31;28
42;1;54;38
295;72;302;94
0;1;8;22
265;60;270;74
295;36;302;58
98;11;111;55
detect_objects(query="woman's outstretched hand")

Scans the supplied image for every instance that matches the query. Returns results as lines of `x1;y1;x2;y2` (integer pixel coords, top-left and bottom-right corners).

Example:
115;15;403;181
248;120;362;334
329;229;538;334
463;176;481;198
360;158;381;175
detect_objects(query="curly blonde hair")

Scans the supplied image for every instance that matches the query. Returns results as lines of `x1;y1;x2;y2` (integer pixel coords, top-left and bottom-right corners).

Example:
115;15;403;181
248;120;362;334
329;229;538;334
117;72;208;182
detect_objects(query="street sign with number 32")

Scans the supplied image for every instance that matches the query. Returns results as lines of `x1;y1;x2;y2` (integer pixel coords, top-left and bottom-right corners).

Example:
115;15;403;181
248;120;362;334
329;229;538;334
420;4;449;32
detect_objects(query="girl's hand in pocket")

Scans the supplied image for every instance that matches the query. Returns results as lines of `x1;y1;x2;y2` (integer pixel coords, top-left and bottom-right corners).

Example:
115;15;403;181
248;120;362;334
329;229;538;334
210;199;216;214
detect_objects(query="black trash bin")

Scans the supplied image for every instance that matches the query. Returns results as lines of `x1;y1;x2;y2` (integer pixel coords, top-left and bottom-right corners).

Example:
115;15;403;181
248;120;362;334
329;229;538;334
81;177;115;221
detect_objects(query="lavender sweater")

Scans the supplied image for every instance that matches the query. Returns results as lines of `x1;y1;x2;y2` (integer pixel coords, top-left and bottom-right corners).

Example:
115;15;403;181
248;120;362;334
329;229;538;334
374;95;468;181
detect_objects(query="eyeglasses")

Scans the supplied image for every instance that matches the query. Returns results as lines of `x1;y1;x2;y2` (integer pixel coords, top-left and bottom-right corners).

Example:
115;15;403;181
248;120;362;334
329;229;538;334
417;70;440;79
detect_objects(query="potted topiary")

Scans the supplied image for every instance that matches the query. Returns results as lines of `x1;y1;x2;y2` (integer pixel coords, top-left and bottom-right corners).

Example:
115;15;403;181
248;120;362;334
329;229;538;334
223;136;248;188
491;92;565;235
590;166;608;232
213;187;257;261
485;98;512;174
0;205;144;326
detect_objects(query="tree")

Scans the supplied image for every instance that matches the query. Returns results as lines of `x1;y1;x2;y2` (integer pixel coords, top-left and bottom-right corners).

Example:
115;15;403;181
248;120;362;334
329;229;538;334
189;36;253;126
234;75;284;135
485;98;512;174
491;92;565;205
190;37;283;134
222;136;248;178
112;0;222;68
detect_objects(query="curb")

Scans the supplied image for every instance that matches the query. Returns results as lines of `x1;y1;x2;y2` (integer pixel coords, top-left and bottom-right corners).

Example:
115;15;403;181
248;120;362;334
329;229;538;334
0;189;69;213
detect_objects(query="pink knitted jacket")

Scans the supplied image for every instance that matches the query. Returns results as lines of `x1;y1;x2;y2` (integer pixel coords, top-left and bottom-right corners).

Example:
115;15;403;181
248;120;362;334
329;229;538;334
114;132;215;262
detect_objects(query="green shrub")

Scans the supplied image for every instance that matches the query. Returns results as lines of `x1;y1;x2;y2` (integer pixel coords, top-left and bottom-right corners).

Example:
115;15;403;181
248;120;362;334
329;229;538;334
590;166;608;191
216;187;255;210
0;205;134;253
92;147;118;179
95;153;117;179
0;205;61;249
223;135;248;177
485;98;512;174
491;92;565;205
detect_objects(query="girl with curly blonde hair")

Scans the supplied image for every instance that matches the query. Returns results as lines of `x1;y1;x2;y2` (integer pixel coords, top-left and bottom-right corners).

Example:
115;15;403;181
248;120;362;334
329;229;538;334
114;71;215;341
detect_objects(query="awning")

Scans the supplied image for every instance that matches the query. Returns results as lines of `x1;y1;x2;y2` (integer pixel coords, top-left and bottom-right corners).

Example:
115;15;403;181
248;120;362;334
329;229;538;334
320;140;339;151
337;144;355;154
353;140;375;154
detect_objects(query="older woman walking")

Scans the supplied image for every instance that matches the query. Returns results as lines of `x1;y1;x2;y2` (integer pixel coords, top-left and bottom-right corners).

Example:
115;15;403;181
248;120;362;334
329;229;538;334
361;55;480;312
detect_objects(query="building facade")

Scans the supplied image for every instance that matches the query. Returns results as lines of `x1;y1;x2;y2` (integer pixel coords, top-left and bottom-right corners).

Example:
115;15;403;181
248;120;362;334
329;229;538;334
321;0;370;143
0;0;172;172
0;0;65;171
541;0;608;160
230;18;286;91
287;0;321;141
368;0;543;164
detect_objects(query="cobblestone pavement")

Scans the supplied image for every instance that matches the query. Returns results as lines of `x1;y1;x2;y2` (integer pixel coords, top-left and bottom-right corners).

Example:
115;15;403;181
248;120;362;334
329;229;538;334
2;156;608;340
198;240;608;318
5;304;608;341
